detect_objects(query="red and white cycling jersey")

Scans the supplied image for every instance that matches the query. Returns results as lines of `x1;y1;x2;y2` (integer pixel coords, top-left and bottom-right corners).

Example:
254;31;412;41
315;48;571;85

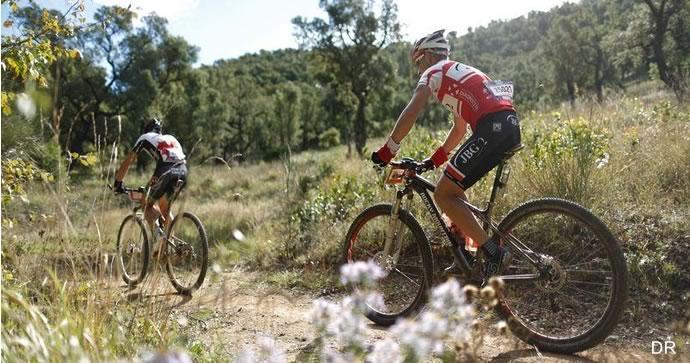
418;59;514;131
133;133;186;163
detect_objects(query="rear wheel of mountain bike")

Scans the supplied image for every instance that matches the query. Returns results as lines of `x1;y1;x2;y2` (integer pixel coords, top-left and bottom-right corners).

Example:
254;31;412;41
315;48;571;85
165;212;209;295
494;198;628;354
343;204;434;326
116;215;150;286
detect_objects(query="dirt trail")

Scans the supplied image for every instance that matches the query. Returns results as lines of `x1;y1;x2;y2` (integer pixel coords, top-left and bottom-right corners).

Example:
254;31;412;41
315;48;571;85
124;270;685;362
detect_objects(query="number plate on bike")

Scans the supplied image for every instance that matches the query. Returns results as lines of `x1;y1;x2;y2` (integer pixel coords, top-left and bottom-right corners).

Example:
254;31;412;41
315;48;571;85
129;191;144;201
384;167;406;185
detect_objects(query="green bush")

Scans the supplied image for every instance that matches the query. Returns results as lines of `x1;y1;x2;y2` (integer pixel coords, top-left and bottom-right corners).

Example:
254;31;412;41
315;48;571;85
1;157;53;204
318;127;341;149
296;175;376;229
521;116;610;204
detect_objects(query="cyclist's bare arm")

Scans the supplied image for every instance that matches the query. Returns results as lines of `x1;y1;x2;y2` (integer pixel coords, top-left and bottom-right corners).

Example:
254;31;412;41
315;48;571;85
115;151;137;182
440;115;468;154
389;85;432;144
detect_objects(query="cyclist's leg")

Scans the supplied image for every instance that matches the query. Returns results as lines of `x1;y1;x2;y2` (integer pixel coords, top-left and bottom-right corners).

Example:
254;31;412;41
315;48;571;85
158;195;172;230
145;165;174;230
437;110;521;247
157;164;187;232
144;176;163;231
434;175;489;244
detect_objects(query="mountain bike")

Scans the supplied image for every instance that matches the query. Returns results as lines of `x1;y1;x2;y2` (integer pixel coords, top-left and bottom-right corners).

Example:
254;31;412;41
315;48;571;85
113;184;209;295
343;145;628;354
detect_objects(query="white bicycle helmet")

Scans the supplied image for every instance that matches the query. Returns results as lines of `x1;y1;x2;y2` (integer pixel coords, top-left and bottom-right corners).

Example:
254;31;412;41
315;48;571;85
410;29;450;63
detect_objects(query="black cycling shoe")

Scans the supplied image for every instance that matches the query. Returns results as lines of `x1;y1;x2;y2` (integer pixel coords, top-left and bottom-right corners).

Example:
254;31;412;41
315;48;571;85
484;246;512;277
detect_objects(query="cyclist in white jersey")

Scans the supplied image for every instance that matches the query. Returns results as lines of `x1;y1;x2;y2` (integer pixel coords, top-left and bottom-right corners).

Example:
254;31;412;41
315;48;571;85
114;118;188;238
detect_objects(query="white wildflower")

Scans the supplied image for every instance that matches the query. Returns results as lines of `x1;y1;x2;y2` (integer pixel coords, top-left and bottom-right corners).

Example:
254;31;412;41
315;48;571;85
429;279;466;315
310;296;368;351
596;152;610;169
363;291;385;311
368;338;402;363
339;260;386;287
333;307;367;350
256;336;285;363
309;299;340;336
145;350;194;363
235;349;255;363
235;336;285;363
390;279;475;360
321;348;354;363
391;311;446;360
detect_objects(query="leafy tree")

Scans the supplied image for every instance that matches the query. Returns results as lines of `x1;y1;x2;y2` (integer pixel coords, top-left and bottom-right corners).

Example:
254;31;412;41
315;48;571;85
1;0;84;115
640;0;689;100
571;0;620;102
293;0;401;155
274;82;302;148
541;7;588;105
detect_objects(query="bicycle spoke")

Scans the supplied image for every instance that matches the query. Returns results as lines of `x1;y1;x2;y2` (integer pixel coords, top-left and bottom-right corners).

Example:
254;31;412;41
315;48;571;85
568;280;611;287
566;284;610;300
485;200;627;349
566;245;604;267
392;268;421;287
565;259;609;269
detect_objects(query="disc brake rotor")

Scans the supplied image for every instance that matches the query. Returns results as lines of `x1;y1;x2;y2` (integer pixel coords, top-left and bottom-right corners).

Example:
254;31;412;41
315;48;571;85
535;255;567;292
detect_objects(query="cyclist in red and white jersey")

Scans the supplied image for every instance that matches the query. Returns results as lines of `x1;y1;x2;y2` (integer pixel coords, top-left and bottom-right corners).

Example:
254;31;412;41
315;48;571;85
371;30;521;276
114;118;188;237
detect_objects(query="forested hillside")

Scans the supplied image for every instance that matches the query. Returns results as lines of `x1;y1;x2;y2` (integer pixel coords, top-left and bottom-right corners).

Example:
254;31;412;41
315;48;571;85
2;0;688;171
2;0;689;361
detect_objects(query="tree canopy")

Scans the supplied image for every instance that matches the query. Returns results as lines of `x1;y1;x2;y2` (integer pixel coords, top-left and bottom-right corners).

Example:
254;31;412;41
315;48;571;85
1;0;688;173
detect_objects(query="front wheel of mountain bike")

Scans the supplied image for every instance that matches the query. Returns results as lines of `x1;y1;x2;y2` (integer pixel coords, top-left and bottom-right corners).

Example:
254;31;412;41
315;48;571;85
494;198;628;354
343;203;434;326
165;212;209;295
116;215;150;286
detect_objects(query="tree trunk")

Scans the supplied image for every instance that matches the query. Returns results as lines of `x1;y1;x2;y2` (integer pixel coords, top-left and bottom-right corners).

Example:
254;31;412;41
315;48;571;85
566;78;576;107
594;57;604;103
354;94;367;155
645;0;685;100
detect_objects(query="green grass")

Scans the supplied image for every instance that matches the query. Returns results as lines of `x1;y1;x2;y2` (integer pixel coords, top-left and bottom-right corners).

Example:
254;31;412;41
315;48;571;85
2;91;689;360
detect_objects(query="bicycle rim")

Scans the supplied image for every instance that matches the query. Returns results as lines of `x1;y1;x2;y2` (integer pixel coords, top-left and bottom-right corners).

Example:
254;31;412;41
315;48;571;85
165;212;208;294
344;204;432;323
117;215;149;285
495;198;627;353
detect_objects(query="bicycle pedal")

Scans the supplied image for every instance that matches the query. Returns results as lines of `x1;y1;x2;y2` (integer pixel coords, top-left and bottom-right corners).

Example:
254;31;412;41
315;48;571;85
443;261;464;278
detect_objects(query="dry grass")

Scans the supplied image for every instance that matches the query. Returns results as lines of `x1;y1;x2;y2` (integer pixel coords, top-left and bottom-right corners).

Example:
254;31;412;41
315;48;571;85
2;91;689;361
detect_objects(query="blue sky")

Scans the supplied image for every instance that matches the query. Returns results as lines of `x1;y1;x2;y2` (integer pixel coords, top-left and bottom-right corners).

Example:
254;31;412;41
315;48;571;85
3;0;573;65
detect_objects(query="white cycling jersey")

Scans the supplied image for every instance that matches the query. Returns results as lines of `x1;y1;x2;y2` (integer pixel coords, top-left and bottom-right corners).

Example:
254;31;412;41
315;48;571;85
132;133;186;164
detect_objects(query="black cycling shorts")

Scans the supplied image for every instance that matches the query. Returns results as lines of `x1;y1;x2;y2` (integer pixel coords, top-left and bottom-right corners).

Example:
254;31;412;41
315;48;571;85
149;162;187;202
444;110;521;190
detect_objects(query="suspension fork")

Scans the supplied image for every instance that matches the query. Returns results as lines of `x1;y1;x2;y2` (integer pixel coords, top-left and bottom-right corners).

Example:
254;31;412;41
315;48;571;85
382;190;407;265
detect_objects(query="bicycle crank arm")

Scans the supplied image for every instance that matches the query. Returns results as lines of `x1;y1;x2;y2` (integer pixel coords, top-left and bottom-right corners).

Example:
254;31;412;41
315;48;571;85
498;273;541;283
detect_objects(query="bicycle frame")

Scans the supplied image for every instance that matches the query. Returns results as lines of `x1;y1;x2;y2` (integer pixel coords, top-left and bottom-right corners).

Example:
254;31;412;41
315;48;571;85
120;185;182;255
386;159;547;283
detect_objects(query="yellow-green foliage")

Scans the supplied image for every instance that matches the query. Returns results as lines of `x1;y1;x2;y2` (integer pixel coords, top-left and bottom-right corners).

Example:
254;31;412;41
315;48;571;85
521;114;610;204
1;92;688;361
1;158;53;203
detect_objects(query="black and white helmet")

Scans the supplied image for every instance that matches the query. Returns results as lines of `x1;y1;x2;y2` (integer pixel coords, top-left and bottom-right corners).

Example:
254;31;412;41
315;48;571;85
142;117;162;134
410;29;450;63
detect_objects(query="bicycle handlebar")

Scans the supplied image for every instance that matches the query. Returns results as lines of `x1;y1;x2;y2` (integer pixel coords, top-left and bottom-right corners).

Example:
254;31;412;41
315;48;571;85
388;157;434;174
107;184;147;194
